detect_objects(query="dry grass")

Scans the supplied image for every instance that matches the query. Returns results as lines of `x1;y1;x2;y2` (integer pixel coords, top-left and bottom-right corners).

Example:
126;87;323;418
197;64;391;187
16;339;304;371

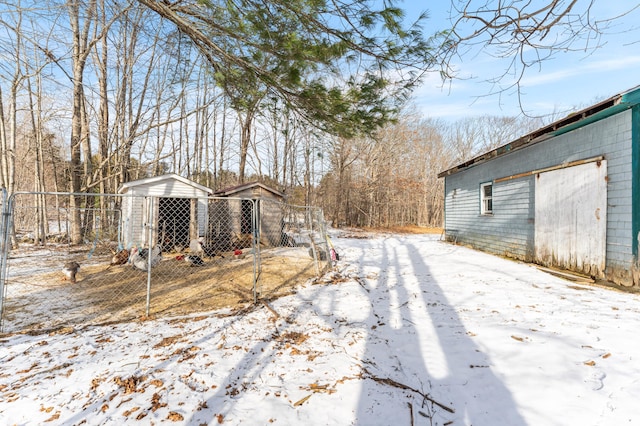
3;248;319;333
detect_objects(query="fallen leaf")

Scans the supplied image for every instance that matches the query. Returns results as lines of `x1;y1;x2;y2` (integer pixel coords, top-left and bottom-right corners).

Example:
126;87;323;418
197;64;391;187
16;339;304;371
151;392;167;412
511;335;524;342
91;377;104;390
44;412;60;422
584;360;596;366
154;335;183;349
114;376;144;394
123;407;140;417
309;383;328;391
149;379;164;388
167;411;184;421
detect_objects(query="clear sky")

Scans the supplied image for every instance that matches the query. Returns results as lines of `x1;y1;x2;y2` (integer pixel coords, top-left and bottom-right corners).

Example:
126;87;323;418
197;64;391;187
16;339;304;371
402;1;640;121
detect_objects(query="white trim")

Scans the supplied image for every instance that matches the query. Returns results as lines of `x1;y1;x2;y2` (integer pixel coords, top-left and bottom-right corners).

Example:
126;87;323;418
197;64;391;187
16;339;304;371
118;173;213;195
480;182;493;215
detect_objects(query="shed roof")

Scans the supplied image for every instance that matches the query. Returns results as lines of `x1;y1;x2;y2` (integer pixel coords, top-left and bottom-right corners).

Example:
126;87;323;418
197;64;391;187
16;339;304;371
118;173;213;195
214;181;285;198
438;84;640;178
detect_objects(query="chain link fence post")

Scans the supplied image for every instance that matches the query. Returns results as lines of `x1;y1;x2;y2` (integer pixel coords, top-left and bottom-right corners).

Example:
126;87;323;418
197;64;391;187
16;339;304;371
251;198;259;304
0;188;10;332
145;196;153;317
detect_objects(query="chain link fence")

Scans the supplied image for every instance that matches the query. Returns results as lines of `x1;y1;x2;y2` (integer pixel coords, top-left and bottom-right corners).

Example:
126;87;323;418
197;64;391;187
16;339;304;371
0;191;330;334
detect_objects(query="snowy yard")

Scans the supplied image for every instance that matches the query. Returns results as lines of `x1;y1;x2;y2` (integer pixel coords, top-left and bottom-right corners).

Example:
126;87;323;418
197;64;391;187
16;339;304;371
1;231;639;425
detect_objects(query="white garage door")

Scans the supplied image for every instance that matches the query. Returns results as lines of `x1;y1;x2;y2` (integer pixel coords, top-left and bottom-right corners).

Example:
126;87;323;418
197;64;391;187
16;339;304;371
534;160;607;277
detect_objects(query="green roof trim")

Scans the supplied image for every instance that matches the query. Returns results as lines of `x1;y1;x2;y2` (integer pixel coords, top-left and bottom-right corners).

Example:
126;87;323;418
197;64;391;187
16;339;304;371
623;87;640;105
550;103;632;137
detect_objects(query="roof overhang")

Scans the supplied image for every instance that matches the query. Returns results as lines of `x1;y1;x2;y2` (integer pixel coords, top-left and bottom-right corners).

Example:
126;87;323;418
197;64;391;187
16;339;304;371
214;181;285;198
118;173;213;195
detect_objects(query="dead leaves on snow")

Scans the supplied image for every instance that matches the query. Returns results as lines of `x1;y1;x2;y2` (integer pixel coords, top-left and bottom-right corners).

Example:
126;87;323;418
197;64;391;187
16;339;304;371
271;330;323;361
89;376;159;420
293;380;350;407
39;405;61;423
153;334;185;349
583;352;612;367
311;271;350;286
275;330;309;346
106;375;199;421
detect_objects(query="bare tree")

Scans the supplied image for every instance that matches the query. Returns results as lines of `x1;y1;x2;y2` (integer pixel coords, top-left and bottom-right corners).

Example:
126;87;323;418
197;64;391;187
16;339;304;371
445;1;640;105
0;85;7;190
445;115;544;165
0;7;26;197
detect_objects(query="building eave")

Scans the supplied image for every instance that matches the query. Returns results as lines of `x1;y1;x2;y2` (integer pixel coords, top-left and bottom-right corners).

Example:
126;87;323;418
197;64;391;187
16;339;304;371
214;181;285;199
118;173;213;195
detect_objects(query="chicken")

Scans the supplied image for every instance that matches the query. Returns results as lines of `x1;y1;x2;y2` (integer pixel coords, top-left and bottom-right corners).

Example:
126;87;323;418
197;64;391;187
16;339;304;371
185;255;205;266
62;261;80;283
196;237;225;259
129;246;162;271
110;249;130;266
175;254;205;266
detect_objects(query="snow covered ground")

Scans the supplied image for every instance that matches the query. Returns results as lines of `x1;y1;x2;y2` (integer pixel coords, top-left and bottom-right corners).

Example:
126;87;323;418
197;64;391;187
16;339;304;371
1;232;640;425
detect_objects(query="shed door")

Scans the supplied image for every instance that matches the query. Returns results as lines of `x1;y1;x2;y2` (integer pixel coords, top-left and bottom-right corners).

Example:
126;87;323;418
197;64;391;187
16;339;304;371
534;160;607;277
158;197;191;249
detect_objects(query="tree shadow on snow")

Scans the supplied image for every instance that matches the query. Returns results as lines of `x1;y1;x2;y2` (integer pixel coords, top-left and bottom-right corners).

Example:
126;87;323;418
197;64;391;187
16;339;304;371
353;236;527;425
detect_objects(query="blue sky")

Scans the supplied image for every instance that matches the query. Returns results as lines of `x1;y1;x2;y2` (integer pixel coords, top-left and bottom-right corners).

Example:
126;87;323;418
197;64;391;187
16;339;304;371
402;1;640;121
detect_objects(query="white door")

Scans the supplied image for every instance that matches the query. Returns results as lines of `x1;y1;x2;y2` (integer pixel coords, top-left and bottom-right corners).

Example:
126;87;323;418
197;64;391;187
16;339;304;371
534;160;607;277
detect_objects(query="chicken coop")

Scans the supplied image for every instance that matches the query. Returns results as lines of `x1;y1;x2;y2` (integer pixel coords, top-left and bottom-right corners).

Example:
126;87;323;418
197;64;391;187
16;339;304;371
209;182;287;251
118;174;212;251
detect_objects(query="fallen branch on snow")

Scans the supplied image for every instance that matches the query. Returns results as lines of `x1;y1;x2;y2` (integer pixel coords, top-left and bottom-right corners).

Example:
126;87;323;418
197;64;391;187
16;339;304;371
363;368;455;414
261;299;280;319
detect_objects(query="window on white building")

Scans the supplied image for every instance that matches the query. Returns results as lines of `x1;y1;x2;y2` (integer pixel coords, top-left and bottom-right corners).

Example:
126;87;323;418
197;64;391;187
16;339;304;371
480;182;493;215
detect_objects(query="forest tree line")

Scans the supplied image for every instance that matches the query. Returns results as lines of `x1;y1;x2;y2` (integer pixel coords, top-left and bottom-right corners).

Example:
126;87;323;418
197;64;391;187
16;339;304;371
0;1;593;239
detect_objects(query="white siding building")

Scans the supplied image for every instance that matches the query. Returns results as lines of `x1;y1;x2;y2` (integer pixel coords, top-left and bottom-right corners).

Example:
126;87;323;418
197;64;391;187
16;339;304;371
118;174;213;250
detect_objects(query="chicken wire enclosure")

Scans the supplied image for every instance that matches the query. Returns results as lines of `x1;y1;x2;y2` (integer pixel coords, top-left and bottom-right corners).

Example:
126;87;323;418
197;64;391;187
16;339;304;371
0;191;331;334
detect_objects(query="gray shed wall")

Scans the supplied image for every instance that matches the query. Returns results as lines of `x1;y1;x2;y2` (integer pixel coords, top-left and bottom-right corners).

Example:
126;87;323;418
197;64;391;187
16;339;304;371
444;110;633;283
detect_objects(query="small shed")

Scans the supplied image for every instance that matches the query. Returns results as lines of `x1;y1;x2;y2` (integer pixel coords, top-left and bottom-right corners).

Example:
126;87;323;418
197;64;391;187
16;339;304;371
118;174;213;250
207;182;286;250
438;85;640;287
